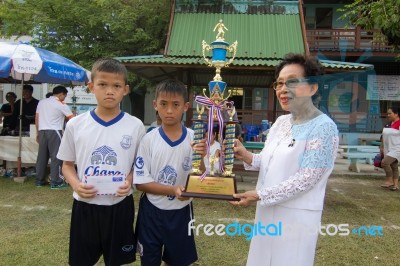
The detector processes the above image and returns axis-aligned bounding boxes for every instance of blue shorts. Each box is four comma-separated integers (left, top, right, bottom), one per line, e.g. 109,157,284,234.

136,194,198,266
69,195,136,266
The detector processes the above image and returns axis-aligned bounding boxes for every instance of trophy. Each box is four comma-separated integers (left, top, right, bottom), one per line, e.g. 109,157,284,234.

181,20,239,201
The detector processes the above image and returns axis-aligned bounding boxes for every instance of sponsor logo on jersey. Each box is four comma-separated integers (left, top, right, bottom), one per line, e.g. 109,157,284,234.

90,146,117,165
135,156,145,176
158,165,177,200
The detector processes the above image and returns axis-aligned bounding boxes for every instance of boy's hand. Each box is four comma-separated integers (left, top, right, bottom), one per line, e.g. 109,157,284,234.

175,185,190,201
73,183,97,198
192,139,207,157
116,180,132,197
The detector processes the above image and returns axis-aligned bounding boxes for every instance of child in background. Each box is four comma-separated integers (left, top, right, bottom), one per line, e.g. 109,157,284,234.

134,79,206,266
57,58,145,266
204,125,222,175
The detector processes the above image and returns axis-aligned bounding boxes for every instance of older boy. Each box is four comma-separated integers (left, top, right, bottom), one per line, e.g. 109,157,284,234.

57,58,145,266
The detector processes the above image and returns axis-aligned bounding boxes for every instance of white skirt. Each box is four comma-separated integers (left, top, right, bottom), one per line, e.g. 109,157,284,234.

246,204,322,266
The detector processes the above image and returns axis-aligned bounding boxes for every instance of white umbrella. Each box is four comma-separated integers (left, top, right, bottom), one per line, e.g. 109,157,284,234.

0,42,90,179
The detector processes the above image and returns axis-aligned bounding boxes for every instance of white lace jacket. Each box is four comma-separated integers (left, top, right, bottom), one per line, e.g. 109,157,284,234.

244,114,339,210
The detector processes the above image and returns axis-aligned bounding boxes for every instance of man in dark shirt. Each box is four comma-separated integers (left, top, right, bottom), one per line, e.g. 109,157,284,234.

0,91,17,135
12,85,39,132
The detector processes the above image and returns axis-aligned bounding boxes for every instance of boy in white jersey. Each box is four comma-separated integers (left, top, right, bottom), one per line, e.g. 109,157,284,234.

134,79,206,266
57,58,145,266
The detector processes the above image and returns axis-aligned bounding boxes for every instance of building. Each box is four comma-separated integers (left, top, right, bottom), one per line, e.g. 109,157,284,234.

117,0,396,139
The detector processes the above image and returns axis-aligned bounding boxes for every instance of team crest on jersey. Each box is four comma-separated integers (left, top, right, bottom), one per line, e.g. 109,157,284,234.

158,165,177,200
182,156,191,171
90,146,117,165
120,135,132,150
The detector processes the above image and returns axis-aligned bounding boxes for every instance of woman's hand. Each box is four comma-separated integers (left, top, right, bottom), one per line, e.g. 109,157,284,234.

230,190,259,207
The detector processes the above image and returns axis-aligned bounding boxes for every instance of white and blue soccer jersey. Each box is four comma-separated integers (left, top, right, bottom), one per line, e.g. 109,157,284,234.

134,126,193,210
57,110,145,206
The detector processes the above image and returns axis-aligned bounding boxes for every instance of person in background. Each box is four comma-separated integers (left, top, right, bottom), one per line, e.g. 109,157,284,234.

57,58,145,266
380,106,400,191
134,79,206,266
204,125,221,175
35,85,74,188
231,53,338,266
147,110,162,133
12,84,39,132
0,91,17,135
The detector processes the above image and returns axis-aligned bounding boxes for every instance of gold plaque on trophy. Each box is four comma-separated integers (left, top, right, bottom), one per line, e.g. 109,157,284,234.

183,175,238,200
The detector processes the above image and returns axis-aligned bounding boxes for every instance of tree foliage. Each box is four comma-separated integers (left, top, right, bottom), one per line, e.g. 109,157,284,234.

0,0,171,69
339,0,400,47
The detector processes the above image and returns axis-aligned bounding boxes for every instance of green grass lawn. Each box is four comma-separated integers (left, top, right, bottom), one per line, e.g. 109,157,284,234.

0,175,399,266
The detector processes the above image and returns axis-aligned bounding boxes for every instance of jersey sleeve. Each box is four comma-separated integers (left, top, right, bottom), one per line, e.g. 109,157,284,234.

57,121,76,162
257,121,339,206
133,135,155,184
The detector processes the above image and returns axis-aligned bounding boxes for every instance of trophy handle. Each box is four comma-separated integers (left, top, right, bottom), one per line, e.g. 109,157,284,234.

225,40,238,67
202,40,212,66
196,104,205,120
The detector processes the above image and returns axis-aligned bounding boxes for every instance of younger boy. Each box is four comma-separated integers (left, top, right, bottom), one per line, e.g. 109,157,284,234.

57,58,145,266
134,79,206,266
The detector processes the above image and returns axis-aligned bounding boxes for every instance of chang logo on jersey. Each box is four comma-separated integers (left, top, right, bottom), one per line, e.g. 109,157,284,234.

135,156,145,176
182,156,191,171
90,146,118,165
84,166,122,176
158,165,177,200
120,135,132,150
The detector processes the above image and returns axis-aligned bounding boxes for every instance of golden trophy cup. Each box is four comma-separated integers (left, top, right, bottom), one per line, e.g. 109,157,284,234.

182,20,239,201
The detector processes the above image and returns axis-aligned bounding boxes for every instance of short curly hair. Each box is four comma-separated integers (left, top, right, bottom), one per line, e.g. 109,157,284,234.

275,53,325,102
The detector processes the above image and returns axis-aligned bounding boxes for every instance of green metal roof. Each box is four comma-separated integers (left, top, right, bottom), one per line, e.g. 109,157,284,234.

117,55,373,70
167,13,304,58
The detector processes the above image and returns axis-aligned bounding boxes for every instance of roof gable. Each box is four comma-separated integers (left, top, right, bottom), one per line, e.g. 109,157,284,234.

167,13,304,58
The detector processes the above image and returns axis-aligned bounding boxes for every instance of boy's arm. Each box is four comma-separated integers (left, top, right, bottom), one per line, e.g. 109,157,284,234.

62,161,97,198
136,182,185,199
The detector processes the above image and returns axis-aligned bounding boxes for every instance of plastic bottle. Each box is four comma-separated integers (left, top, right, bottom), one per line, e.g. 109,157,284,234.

261,120,269,142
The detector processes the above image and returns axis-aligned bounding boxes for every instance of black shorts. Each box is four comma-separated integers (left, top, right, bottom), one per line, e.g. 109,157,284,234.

136,194,198,266
69,195,136,266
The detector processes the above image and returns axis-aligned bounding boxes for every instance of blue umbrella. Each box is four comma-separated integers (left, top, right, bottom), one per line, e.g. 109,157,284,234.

0,42,89,84
0,42,90,179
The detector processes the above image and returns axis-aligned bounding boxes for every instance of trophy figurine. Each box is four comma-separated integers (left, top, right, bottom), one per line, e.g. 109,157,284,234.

181,20,239,201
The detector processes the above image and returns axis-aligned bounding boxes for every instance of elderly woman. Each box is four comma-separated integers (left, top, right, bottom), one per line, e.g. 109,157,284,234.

232,53,339,266
380,106,400,191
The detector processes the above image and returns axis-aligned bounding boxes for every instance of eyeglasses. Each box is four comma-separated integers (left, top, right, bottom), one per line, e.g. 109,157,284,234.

272,78,311,91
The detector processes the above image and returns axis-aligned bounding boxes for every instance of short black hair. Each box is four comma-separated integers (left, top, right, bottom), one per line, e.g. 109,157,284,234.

52,85,68,95
389,106,400,115
6,92,17,99
155,79,188,102
23,84,34,92
91,58,128,84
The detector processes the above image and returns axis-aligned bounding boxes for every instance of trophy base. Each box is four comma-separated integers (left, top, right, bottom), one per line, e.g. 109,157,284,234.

181,174,239,201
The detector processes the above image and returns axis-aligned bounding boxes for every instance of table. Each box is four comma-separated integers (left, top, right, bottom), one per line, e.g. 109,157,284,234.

0,136,39,164
370,141,381,146
243,141,264,150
